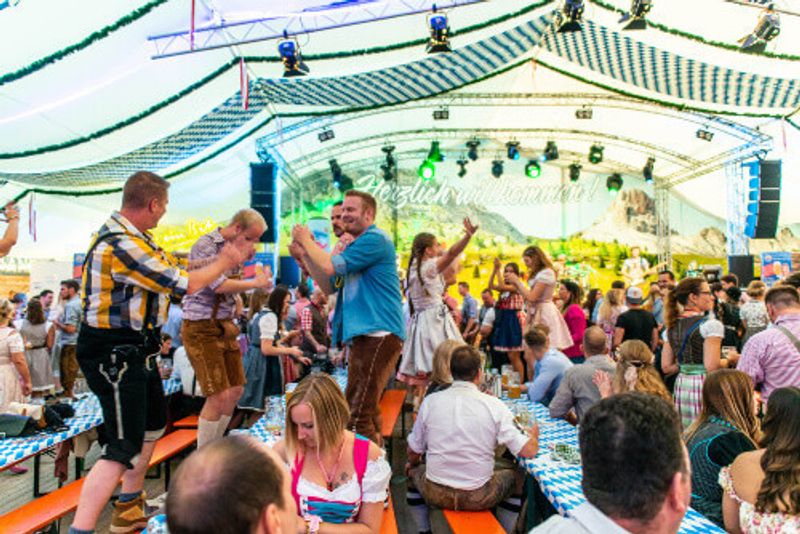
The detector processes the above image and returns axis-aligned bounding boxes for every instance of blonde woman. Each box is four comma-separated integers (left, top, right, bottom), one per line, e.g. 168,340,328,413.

273,373,391,534
683,370,760,527
0,298,32,412
597,288,626,350
593,339,670,401
424,339,465,398
739,280,769,347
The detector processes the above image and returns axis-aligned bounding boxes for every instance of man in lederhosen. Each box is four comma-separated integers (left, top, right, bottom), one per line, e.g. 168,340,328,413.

70,172,246,534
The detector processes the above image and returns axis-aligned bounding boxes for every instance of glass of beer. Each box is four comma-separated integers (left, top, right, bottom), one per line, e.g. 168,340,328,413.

509,372,521,399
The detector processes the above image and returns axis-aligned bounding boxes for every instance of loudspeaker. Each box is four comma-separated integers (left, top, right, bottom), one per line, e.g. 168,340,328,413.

250,162,278,243
753,160,781,239
278,256,301,287
727,255,754,287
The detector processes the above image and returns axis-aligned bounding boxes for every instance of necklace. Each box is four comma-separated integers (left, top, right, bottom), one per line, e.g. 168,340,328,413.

315,439,345,491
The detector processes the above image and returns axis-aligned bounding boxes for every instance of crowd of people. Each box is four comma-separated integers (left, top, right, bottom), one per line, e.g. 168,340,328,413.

1,171,799,534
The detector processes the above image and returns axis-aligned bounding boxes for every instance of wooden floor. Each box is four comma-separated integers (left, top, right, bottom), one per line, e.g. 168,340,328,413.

0,408,455,534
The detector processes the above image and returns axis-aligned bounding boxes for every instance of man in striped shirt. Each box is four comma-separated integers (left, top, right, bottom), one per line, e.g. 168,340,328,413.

71,172,245,534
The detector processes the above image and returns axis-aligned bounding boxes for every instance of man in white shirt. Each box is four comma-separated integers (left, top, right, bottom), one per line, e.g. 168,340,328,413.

532,393,691,534
405,345,539,533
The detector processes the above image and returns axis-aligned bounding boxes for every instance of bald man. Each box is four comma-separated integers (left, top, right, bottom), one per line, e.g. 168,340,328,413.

548,326,616,423
167,436,298,534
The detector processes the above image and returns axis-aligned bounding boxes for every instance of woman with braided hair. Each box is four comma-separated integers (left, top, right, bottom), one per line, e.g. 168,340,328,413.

720,386,800,533
397,218,478,409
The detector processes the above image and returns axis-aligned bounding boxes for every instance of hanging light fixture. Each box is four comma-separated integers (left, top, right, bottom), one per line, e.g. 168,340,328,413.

606,173,624,195
278,32,309,77
426,5,452,53
525,160,541,179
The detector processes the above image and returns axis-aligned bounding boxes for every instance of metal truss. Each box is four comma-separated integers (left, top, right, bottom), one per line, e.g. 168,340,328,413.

654,182,672,269
149,0,483,59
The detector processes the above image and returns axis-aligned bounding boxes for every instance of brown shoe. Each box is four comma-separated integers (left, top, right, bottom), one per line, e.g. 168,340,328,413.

110,492,149,533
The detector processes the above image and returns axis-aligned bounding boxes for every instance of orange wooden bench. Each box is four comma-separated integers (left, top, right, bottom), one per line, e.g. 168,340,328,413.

173,414,199,429
443,510,506,534
378,389,407,462
380,495,398,534
0,429,197,534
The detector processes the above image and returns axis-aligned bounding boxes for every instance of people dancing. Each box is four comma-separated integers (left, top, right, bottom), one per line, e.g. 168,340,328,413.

506,246,573,357
489,259,526,381
397,218,478,408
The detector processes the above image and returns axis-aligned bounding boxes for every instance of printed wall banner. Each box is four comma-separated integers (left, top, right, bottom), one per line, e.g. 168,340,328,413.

243,252,276,280
760,252,793,286
73,253,86,280
307,217,331,251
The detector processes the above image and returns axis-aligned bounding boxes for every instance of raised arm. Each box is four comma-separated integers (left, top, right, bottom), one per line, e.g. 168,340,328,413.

435,217,478,273
0,203,20,258
489,258,517,292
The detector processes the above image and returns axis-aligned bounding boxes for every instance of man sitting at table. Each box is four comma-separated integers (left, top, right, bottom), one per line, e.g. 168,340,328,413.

532,392,691,533
166,435,299,534
548,326,615,424
405,345,540,533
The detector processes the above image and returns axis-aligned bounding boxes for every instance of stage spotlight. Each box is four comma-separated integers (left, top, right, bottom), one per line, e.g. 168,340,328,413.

543,141,559,162
588,144,604,164
381,145,396,182
466,139,480,161
569,163,582,182
318,129,335,142
575,107,593,119
525,160,541,179
426,6,452,53
606,173,624,196
433,107,449,120
491,160,504,178
696,129,714,142
558,0,585,33
620,0,652,30
740,5,780,52
418,159,436,181
457,158,468,178
278,33,309,77
643,157,655,183
330,159,353,191
428,141,444,162
506,141,520,161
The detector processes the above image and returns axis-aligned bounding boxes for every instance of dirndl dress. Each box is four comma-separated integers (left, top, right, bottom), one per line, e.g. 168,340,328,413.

398,259,463,385
239,310,284,411
492,292,524,352
526,269,574,351
20,321,55,393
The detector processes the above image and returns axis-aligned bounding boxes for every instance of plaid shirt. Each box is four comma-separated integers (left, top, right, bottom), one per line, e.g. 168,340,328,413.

81,212,188,331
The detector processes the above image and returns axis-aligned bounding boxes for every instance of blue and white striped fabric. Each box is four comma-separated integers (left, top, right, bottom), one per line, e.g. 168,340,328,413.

0,13,555,188
0,378,182,470
542,20,799,111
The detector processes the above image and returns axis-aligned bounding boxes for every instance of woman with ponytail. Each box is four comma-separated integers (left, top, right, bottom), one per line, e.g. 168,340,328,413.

505,246,573,355
661,277,731,428
593,339,671,401
720,386,800,533
397,218,478,409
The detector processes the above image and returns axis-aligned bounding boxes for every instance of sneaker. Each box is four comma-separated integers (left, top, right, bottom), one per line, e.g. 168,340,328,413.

110,492,149,533
9,465,28,475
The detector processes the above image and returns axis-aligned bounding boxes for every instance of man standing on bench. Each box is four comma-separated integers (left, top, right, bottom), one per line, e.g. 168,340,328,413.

70,172,246,534
181,209,273,449
290,190,405,445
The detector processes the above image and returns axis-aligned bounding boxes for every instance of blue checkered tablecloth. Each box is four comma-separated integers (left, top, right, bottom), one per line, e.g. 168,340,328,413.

505,398,723,533
0,378,184,470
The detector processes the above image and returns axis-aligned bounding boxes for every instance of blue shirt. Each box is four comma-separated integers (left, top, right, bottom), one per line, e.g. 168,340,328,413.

330,225,405,345
527,349,573,405
652,297,664,326
460,294,478,328
163,304,183,348
60,296,82,346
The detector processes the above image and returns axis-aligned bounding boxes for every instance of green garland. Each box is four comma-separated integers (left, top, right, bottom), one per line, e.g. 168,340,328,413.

0,0,554,160
587,0,800,61
9,56,534,200
0,0,170,87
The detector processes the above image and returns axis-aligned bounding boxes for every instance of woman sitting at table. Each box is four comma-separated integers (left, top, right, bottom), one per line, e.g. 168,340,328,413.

593,340,671,401
424,339,464,398
720,386,800,533
273,373,391,534
682,370,760,528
